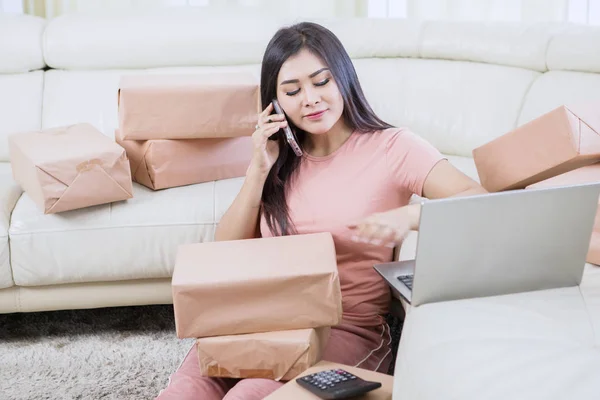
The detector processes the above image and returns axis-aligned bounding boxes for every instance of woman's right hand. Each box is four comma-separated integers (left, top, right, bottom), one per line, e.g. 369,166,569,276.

249,102,288,177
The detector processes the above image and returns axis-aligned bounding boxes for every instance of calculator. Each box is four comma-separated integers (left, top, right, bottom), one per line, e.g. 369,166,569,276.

296,368,382,399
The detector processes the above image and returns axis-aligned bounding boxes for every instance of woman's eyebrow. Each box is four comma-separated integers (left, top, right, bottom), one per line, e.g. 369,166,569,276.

280,68,330,85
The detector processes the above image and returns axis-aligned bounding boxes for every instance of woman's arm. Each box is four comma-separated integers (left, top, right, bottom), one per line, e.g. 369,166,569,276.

214,102,286,241
403,159,488,229
348,160,487,244
422,159,487,200
214,165,268,242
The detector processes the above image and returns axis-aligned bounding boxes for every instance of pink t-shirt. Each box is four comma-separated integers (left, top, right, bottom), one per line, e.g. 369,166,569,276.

260,128,445,327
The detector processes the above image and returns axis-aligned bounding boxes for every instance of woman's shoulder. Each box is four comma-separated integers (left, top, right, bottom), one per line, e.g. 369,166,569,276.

362,126,413,137
358,126,441,161
357,126,415,148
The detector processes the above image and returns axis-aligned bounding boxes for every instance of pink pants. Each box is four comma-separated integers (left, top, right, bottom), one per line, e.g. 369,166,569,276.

155,323,392,400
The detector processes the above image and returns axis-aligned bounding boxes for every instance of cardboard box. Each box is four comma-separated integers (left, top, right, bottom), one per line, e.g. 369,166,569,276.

118,72,260,140
527,164,600,265
115,129,252,190
473,104,600,192
8,123,133,214
264,361,394,399
197,328,330,381
172,232,342,338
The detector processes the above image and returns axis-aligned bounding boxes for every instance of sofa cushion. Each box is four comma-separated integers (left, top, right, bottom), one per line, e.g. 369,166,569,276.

547,25,600,74
43,13,286,70
0,14,46,73
518,70,600,126
9,177,245,287
43,13,423,70
0,71,44,161
6,154,478,288
354,58,540,158
0,163,22,289
393,264,600,400
419,20,564,72
445,155,479,182
43,13,573,74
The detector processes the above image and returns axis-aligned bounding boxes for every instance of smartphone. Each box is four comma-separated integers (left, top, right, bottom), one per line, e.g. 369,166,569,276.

271,99,303,157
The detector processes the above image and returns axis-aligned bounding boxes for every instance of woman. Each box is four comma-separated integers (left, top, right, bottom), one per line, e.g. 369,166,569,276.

157,21,486,400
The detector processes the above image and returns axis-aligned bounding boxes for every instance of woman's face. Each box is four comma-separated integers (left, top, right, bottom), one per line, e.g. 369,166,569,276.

276,48,344,135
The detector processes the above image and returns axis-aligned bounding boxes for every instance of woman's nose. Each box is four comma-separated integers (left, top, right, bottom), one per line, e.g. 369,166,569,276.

302,86,321,107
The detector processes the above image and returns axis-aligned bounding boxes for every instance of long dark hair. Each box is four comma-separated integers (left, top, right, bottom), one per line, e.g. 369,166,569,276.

260,22,393,236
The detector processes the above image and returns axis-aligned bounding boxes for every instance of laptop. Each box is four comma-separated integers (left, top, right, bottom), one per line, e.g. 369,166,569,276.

374,182,600,307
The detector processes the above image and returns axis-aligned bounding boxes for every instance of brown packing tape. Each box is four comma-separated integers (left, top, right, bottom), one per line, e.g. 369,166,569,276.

135,148,156,189
565,104,600,140
206,365,276,380
75,159,103,172
115,129,154,188
239,369,277,380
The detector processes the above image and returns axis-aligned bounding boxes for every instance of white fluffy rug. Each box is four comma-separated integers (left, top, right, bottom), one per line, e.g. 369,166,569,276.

0,305,194,400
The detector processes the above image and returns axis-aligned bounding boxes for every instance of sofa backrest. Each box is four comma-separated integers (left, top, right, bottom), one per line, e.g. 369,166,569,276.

0,14,46,162
1,12,600,163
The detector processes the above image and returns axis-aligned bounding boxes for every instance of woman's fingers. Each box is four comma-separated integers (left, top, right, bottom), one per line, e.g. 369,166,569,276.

258,103,285,123
263,113,286,124
261,124,285,139
259,102,274,119
349,220,404,247
351,219,380,243
376,226,398,247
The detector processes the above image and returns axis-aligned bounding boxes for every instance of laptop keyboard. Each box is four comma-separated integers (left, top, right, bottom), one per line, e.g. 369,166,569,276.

397,274,414,290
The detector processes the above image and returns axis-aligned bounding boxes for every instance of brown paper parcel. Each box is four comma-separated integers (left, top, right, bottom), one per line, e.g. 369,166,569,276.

115,129,252,190
473,104,600,192
8,123,133,214
118,72,260,140
197,327,330,381
172,232,342,339
527,164,600,265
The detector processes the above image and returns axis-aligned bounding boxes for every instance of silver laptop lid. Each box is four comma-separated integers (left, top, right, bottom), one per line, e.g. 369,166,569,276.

411,183,600,307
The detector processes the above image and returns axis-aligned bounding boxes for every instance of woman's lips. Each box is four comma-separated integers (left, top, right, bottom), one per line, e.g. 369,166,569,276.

305,110,327,120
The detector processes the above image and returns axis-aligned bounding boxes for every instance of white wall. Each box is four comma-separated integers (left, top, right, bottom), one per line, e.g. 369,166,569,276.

17,0,368,19
0,0,23,13
6,0,600,24
370,0,600,24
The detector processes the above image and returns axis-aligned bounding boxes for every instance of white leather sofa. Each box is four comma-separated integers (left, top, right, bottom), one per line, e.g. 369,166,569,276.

393,264,600,399
1,11,600,397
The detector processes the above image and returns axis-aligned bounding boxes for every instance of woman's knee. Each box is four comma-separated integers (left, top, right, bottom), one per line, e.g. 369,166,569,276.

223,378,284,400
155,343,233,400
156,376,231,400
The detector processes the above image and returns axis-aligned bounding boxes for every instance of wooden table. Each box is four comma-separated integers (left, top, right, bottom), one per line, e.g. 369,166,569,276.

264,361,393,399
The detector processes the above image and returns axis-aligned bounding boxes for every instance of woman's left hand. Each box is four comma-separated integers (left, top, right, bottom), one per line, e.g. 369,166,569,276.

347,205,419,248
